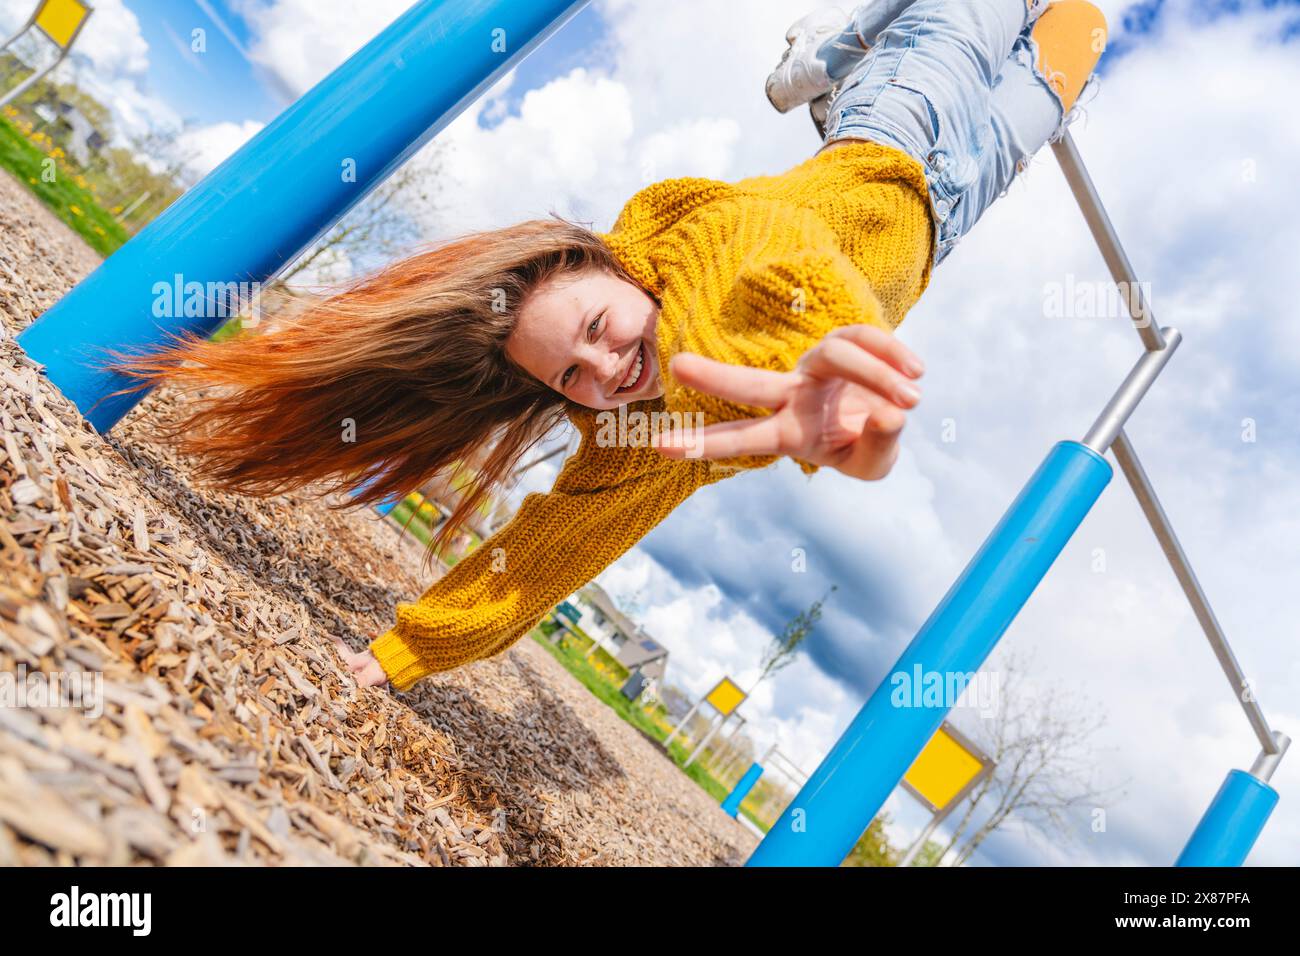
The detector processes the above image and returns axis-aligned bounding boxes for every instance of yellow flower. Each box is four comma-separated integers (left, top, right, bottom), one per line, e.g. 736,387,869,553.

69,204,83,216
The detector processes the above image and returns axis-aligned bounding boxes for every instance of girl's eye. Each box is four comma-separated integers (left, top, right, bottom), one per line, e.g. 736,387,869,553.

562,313,604,389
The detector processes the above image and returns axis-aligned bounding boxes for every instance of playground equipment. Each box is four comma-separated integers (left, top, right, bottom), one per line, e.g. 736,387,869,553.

0,0,93,110
745,131,1290,867
11,0,1287,866
721,744,808,821
723,721,994,864
662,676,748,768
895,722,994,866
703,714,749,775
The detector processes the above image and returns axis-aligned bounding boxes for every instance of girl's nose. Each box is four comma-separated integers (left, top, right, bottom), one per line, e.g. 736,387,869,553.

588,349,619,390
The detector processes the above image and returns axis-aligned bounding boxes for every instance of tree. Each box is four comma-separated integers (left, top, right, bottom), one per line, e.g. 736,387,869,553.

915,647,1121,865
219,149,446,341
618,587,648,620
751,585,837,691
270,152,444,291
843,815,900,867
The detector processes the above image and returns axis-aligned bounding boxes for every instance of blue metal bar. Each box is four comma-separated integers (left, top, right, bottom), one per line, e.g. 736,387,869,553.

1175,770,1279,866
373,496,404,517
17,0,590,433
721,762,764,818
747,440,1113,866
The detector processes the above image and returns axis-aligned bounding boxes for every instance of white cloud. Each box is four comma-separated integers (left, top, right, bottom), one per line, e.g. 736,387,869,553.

175,117,265,177
234,0,414,94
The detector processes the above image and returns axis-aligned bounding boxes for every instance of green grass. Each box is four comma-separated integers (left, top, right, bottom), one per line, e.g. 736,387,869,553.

384,497,487,567
386,497,434,549
0,116,128,257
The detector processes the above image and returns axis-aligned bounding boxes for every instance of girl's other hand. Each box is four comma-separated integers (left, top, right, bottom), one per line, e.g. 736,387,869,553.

332,638,391,688
652,324,924,482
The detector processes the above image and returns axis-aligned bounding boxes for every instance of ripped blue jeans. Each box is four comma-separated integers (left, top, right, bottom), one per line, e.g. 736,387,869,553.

818,0,1069,266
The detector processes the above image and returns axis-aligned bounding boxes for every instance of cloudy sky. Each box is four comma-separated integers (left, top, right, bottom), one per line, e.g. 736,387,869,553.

8,0,1296,866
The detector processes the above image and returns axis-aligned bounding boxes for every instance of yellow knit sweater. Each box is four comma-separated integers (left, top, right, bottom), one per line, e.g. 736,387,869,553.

370,140,935,690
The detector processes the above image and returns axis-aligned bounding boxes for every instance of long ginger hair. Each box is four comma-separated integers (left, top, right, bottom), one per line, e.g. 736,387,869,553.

98,215,646,573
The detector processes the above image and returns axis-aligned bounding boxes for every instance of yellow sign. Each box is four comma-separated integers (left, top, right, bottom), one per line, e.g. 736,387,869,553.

704,677,746,717
35,0,92,50
903,724,988,812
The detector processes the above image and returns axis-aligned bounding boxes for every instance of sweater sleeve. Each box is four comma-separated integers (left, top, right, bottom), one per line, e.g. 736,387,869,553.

368,404,714,690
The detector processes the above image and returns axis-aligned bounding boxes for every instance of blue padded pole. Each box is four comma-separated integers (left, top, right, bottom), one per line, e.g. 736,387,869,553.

348,470,406,514
1175,770,1279,866
721,762,764,818
747,440,1113,867
373,496,404,517
17,0,589,433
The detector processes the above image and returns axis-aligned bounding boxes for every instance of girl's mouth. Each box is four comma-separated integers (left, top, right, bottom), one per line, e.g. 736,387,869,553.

615,341,646,394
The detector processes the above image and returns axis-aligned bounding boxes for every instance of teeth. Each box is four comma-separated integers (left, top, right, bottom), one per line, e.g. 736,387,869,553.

619,343,644,391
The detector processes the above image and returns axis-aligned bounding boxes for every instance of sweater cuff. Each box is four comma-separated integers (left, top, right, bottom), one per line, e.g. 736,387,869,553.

369,628,432,691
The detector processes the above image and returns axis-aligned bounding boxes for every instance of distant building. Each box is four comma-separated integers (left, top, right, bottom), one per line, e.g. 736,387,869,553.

32,99,105,166
569,581,669,689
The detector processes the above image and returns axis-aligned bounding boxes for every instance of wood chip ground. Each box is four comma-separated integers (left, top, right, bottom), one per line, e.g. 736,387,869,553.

0,168,758,866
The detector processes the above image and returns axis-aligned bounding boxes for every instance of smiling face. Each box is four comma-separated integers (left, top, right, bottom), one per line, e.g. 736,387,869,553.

506,268,663,410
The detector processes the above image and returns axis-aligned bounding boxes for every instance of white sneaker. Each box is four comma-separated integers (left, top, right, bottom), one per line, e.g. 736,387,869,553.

1026,0,1052,24
765,7,850,114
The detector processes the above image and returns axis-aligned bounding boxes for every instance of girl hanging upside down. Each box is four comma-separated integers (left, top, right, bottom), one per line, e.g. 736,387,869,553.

110,1,1108,689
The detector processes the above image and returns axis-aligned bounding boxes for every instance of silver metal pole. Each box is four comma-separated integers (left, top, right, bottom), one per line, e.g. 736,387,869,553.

1051,132,1165,352
710,715,746,764
898,815,940,867
114,189,152,223
703,715,746,773
685,712,728,767
0,52,66,110
1055,132,1282,759
720,746,755,781
1248,733,1291,784
662,699,700,750
1110,430,1278,753
1080,326,1181,453
769,750,809,787
0,11,40,54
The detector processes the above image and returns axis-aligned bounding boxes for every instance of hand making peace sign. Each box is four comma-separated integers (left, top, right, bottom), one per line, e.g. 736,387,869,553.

650,324,925,482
